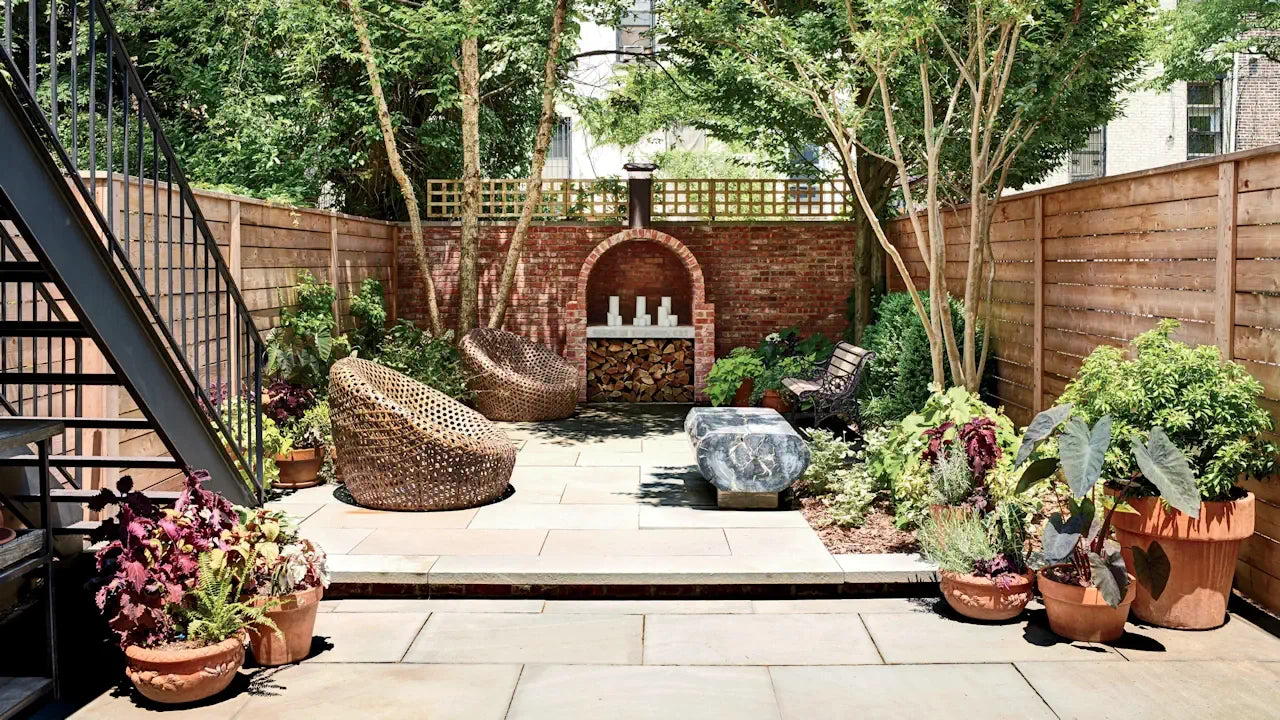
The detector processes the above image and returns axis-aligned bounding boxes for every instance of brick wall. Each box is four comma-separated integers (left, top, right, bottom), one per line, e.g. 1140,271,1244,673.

1237,53,1280,150
395,222,856,357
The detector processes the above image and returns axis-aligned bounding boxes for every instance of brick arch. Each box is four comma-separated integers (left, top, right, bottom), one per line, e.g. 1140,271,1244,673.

565,228,716,402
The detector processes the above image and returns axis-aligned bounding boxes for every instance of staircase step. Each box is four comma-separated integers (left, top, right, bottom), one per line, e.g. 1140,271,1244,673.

0,262,50,283
3,415,151,430
0,321,89,338
13,488,181,503
0,454,179,469
0,372,117,385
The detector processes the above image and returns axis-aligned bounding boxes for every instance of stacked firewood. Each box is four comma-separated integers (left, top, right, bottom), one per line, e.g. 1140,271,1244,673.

587,339,694,402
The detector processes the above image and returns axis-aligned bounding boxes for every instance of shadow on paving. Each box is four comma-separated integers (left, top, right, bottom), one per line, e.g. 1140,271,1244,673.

499,403,691,445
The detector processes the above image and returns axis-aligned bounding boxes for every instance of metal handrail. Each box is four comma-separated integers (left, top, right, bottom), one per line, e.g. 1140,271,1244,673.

0,0,265,499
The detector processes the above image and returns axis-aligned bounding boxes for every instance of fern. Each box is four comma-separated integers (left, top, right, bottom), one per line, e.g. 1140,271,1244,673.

169,551,281,646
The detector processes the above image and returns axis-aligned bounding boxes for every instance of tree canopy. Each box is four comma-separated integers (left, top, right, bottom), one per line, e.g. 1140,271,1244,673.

109,0,575,218
1151,0,1279,86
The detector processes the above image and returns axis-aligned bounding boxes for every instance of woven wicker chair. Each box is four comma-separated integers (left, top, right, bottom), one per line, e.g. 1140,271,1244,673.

460,328,577,422
328,356,515,511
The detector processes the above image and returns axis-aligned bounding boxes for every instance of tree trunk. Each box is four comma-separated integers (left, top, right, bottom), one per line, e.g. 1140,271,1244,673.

345,0,442,335
848,167,891,343
489,0,570,329
457,31,482,336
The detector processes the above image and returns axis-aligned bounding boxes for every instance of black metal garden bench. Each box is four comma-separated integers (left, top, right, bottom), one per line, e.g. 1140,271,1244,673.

781,342,875,432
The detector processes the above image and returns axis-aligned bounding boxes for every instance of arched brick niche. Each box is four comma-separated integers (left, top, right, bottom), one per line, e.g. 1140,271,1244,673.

565,228,715,402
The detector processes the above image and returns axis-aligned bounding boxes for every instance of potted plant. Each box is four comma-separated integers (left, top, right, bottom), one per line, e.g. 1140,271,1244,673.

275,401,331,489
922,415,1002,522
91,470,279,704
1013,404,1202,642
918,503,1034,621
751,355,816,412
1057,320,1277,628
232,507,330,666
705,347,764,407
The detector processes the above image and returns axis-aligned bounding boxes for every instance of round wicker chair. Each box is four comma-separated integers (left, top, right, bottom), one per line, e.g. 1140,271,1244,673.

460,328,577,422
328,356,515,511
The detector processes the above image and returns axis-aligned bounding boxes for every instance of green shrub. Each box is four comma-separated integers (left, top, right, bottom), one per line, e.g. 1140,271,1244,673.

265,271,345,391
751,354,819,404
1057,319,1277,501
855,291,974,425
375,320,471,401
706,347,765,406
867,387,1020,528
798,429,856,496
929,449,974,506
823,464,877,527
349,278,387,357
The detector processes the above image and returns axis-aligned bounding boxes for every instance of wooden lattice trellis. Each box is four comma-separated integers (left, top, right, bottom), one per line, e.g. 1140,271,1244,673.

424,178,853,220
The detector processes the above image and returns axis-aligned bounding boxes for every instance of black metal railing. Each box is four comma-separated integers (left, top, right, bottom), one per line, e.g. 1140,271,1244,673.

1,0,266,500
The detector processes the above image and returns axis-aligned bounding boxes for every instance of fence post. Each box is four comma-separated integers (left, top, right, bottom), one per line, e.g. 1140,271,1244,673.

1032,194,1045,414
1215,160,1238,358
329,210,340,329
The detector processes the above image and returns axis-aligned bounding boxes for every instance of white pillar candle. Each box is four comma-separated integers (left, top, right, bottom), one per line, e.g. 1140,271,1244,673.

661,296,672,312
669,314,678,327
658,307,669,326
609,296,620,316
635,296,647,320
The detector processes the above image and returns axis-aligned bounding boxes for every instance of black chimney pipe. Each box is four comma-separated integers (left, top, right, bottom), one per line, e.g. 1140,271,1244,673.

624,162,657,228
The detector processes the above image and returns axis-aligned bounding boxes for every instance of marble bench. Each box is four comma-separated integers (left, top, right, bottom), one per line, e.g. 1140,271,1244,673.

684,407,811,509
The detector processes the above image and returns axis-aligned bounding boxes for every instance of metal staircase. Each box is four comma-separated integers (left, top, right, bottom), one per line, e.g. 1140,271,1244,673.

0,0,265,512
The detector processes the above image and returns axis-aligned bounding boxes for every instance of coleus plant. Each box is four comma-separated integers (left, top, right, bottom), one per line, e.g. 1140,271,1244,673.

1013,403,1201,606
228,507,330,597
89,469,239,649
923,416,1002,511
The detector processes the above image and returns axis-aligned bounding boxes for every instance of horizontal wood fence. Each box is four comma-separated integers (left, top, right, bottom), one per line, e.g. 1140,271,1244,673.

425,178,853,220
885,144,1280,613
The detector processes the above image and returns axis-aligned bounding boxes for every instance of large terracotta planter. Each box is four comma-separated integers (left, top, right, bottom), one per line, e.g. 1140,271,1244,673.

1038,565,1135,643
274,447,326,489
248,584,322,666
124,635,245,704
1114,492,1254,629
940,570,1035,621
731,378,755,407
760,390,791,413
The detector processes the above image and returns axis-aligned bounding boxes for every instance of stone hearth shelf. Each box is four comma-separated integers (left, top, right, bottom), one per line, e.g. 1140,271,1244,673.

586,324,695,340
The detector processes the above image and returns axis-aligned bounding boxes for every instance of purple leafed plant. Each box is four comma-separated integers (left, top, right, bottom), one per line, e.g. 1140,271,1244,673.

89,469,237,649
263,378,316,424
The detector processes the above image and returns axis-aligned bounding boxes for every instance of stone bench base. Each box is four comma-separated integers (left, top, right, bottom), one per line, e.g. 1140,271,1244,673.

717,489,781,510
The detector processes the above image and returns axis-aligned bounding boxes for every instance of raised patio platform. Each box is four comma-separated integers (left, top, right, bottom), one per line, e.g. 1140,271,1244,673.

270,405,935,595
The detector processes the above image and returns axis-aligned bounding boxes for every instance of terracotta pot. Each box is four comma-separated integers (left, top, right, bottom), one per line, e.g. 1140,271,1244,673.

1113,492,1254,630
274,446,326,489
124,635,245,704
929,504,969,525
1038,565,1135,643
731,377,755,407
940,570,1035,621
760,390,791,413
248,584,323,667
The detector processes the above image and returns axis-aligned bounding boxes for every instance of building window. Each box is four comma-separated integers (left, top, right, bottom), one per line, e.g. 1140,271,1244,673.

545,117,572,178
1187,81,1223,159
1068,127,1106,183
616,0,655,61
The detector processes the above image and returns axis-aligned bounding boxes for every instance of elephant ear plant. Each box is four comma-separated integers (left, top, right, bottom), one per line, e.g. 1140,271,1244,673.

1013,403,1201,607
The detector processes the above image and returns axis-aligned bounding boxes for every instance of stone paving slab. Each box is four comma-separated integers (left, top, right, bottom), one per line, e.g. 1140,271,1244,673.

769,664,1056,720
303,503,478,529
241,663,521,719
543,599,754,614
310,612,429,663
724,528,832,557
469,503,641,530
426,552,844,585
637,505,811,529
861,609,1121,663
643,613,882,665
329,598,545,613
539,529,731,556
1017,660,1280,719
404,612,644,665
1114,616,1280,661
349,528,547,556
326,553,437,584
506,665,781,720
836,553,939,583
295,526,373,555
750,598,934,614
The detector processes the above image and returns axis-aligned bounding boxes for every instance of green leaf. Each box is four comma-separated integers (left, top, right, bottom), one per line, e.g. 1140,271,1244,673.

1014,403,1073,467
1131,427,1201,517
1059,416,1111,498
1088,550,1130,608
1042,511,1085,563
1131,542,1171,601
1014,457,1060,495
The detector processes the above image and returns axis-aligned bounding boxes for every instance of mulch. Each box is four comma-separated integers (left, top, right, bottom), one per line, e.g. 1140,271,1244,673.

799,497,920,555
